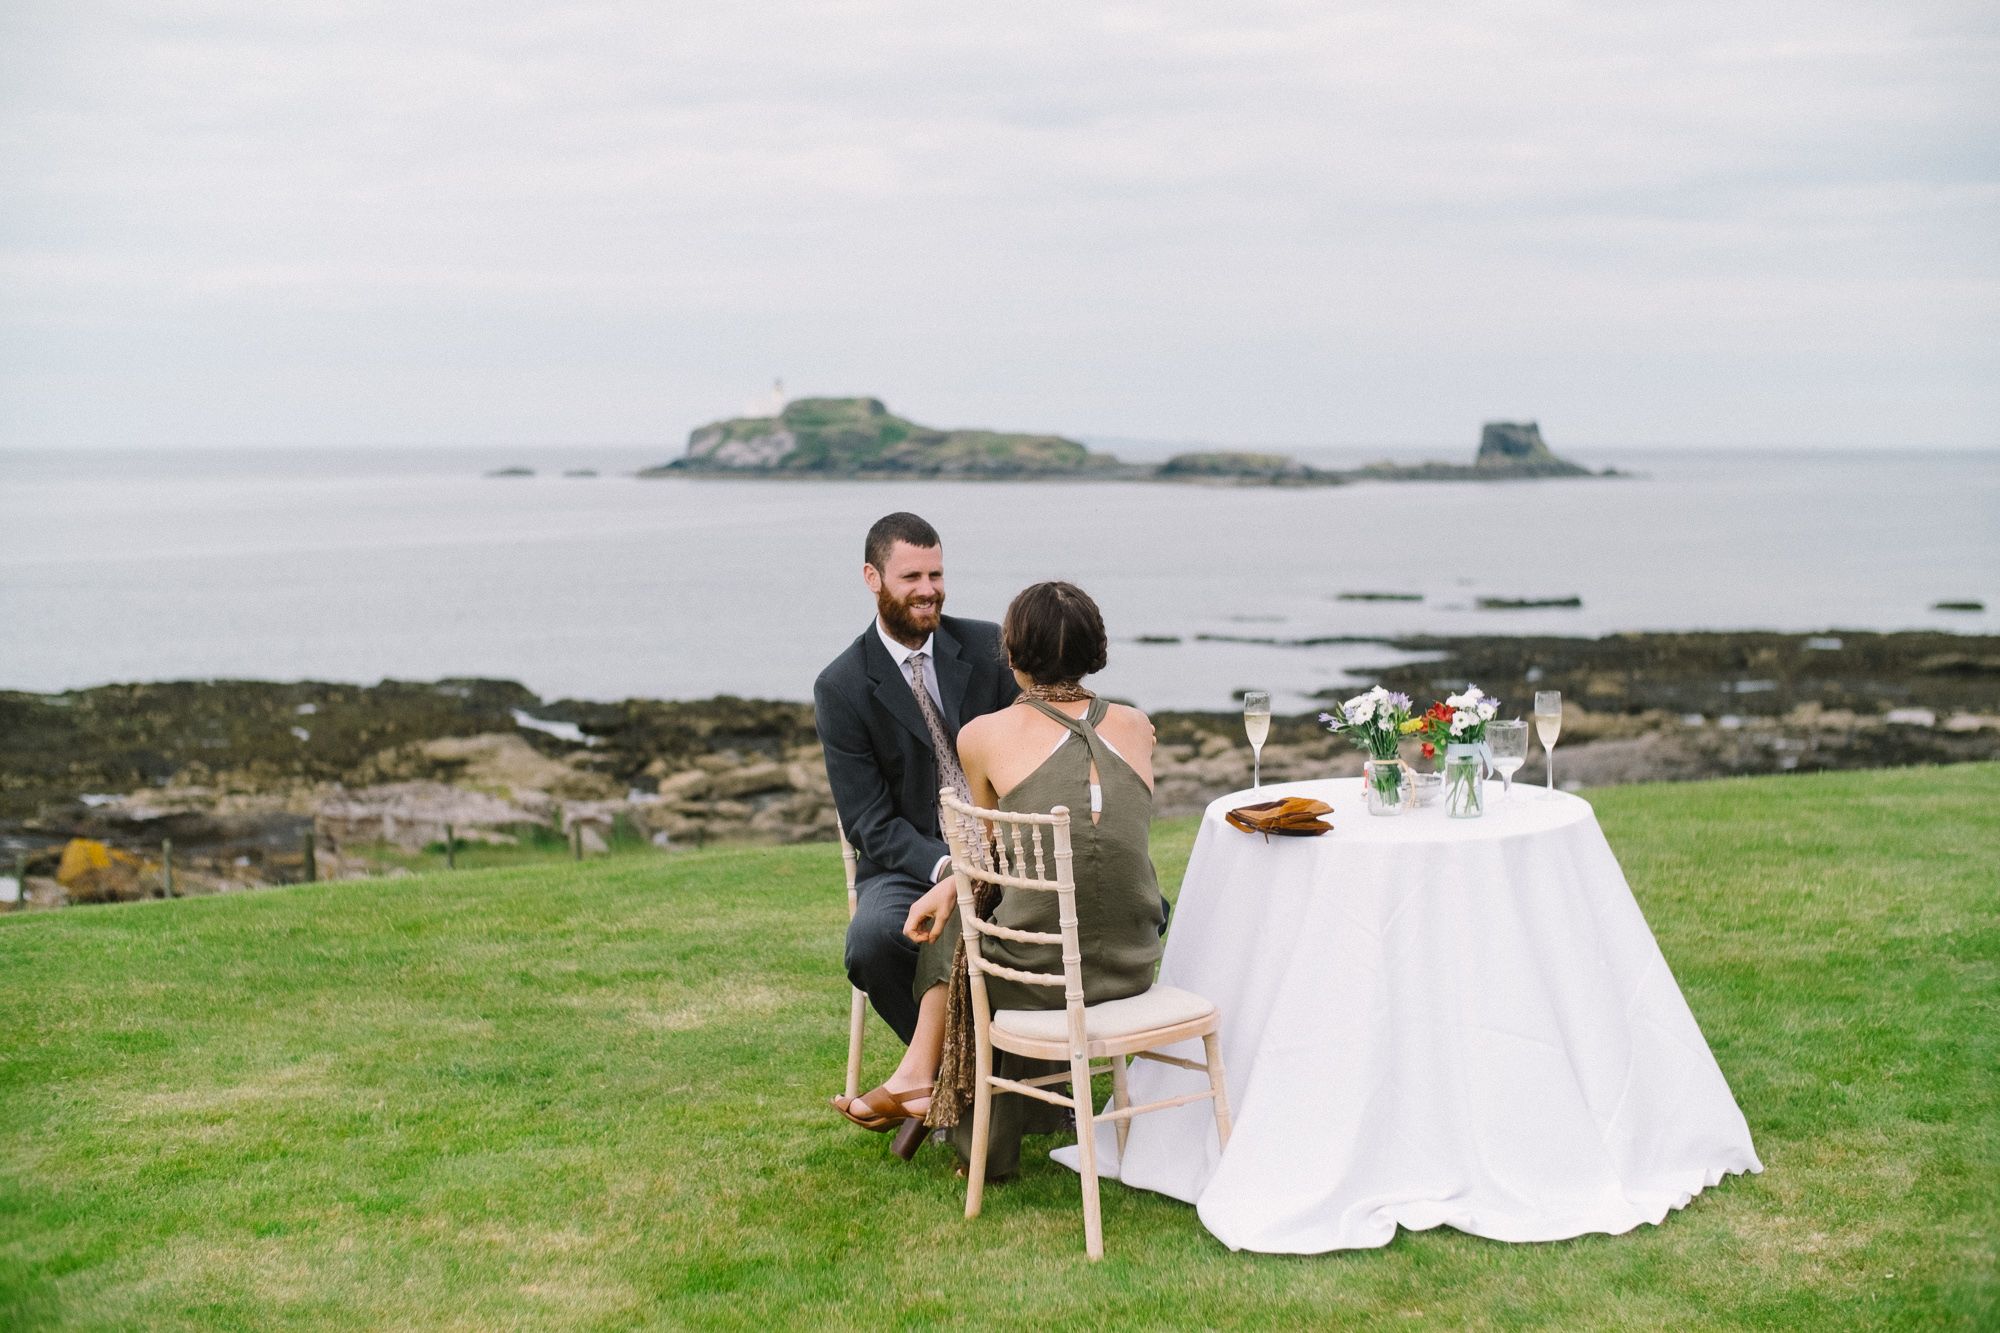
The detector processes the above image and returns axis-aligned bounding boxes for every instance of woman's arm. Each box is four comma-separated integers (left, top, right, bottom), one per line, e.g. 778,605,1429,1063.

957,712,1003,809
1108,704,1157,790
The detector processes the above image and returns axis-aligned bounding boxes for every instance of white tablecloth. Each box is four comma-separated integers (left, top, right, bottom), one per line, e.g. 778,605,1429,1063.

1057,777,1762,1253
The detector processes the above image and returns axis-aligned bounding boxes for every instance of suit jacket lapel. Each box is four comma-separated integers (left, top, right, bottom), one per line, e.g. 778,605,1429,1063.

931,622,973,739
864,624,932,752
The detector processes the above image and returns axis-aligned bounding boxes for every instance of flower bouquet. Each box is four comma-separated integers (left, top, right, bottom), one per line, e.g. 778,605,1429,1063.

1319,687,1414,815
1411,685,1500,818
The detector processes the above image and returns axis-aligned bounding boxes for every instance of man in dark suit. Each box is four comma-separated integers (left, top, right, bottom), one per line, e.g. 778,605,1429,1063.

814,512,1018,1044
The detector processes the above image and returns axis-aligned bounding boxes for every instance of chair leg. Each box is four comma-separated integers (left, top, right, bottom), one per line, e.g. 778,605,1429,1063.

965,1040,994,1220
1071,1052,1104,1261
845,987,866,1101
1202,1030,1233,1150
1109,1053,1131,1160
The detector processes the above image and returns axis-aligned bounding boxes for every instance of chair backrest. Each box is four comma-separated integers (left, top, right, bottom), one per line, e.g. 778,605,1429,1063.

938,788,1088,1056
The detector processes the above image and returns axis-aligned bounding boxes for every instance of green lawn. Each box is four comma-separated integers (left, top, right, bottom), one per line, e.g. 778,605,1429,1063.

2,765,1994,1330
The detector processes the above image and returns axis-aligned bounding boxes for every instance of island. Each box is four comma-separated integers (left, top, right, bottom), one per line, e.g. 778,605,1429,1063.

640,397,1609,484
644,396,1130,479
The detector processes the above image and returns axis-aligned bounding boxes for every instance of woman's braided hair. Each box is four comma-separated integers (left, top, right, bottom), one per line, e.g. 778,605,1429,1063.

1001,580,1108,685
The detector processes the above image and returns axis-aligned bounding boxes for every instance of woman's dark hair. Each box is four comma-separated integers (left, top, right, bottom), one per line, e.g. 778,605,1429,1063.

1003,581,1109,685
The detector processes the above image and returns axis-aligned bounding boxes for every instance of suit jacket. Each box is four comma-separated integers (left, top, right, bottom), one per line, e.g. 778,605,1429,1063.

814,615,1019,884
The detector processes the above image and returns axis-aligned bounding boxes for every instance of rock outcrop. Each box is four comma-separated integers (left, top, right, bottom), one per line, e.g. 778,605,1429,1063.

1156,451,1330,483
1474,421,1591,476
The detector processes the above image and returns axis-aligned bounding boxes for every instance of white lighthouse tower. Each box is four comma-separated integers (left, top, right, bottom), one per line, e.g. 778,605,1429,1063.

744,378,785,419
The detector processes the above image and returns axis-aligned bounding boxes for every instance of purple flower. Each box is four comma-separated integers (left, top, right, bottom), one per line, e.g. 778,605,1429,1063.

1387,692,1412,711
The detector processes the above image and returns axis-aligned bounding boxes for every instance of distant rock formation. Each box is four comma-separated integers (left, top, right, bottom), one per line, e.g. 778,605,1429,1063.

1156,451,1329,483
1474,422,1591,477
641,397,1604,485
648,396,1127,478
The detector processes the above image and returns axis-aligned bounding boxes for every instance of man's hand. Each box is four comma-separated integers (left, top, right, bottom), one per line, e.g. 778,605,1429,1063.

903,875,959,943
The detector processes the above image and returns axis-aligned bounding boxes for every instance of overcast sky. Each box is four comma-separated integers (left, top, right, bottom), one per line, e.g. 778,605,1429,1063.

2,1,1995,452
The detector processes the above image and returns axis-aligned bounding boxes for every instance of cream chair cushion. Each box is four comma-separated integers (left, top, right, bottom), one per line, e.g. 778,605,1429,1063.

992,985,1216,1044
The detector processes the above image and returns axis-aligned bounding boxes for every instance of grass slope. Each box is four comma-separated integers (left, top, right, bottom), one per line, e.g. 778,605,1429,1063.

1,766,1994,1330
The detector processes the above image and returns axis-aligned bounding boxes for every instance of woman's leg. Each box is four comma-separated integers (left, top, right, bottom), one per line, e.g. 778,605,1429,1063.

892,982,946,1097
835,982,944,1117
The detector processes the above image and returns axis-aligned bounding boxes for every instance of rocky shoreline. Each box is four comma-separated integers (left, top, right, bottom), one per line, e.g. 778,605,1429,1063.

3,629,1993,908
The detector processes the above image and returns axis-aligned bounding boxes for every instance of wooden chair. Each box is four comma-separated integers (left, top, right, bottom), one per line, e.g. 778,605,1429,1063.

939,788,1233,1261
837,818,867,1100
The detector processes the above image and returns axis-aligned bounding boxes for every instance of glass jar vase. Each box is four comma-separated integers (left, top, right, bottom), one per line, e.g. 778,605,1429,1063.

1362,756,1410,816
1444,744,1485,819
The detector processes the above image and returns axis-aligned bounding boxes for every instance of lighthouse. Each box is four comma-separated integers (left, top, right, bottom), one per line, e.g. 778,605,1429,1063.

744,378,785,419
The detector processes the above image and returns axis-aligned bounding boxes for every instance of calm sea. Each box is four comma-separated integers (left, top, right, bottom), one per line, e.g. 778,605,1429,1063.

2,444,1994,712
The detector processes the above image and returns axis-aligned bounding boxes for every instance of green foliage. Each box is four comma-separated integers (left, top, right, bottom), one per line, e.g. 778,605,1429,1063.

1,765,1994,1329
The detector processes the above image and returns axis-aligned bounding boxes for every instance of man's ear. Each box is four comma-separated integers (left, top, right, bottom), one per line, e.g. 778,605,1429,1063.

862,563,883,594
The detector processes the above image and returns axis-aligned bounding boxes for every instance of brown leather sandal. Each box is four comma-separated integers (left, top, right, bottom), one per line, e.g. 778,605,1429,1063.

833,1084,929,1133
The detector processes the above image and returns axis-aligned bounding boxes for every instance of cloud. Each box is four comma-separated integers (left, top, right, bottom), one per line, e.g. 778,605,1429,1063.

1,0,1995,448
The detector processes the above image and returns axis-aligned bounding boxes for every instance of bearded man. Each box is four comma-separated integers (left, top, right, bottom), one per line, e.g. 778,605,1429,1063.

814,512,1018,1045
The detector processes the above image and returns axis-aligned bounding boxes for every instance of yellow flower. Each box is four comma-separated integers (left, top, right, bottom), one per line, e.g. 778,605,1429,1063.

1398,718,1425,734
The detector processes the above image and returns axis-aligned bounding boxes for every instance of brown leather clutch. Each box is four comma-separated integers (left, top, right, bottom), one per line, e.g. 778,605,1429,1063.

1224,796,1334,838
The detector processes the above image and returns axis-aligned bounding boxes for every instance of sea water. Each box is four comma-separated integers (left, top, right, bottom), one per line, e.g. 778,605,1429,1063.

2,444,1994,711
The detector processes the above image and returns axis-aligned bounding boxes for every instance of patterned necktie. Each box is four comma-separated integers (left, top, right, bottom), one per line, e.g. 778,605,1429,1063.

908,651,970,803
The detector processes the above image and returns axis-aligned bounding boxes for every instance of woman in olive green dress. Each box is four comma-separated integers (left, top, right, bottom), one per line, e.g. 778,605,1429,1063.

831,580,1167,1178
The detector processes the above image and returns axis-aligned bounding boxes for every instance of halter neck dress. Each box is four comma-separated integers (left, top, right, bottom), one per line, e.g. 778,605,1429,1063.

914,695,1164,1009
914,696,1167,1176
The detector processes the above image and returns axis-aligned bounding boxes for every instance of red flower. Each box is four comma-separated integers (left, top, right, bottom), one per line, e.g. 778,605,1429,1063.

1421,742,1435,759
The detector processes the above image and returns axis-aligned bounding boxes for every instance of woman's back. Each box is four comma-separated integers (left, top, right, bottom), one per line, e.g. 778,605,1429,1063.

982,696,1164,1007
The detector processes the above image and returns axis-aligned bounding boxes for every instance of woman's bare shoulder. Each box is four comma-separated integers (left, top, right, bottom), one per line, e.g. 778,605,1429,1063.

960,706,1017,748
1102,701,1155,745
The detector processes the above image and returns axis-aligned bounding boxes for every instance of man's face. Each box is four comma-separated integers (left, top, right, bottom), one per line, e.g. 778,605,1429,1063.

864,540,945,646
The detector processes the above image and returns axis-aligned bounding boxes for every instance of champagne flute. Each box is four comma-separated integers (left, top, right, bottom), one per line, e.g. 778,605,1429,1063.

1487,720,1528,799
1535,691,1563,790
1242,691,1271,789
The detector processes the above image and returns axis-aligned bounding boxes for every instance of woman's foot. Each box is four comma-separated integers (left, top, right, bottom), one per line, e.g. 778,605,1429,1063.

832,1081,932,1130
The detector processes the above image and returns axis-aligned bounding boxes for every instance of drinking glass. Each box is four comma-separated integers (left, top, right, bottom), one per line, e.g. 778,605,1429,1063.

1242,691,1271,788
1534,691,1563,790
1487,720,1528,798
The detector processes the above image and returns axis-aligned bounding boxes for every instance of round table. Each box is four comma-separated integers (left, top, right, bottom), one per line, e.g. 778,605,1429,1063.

1057,776,1762,1254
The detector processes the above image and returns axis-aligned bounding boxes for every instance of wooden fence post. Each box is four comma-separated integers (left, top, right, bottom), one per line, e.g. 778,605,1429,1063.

571,822,583,862
302,828,316,883
445,823,456,871
161,839,174,899
9,853,25,911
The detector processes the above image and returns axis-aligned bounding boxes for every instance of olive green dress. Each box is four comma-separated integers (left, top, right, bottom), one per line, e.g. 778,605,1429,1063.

914,696,1166,1175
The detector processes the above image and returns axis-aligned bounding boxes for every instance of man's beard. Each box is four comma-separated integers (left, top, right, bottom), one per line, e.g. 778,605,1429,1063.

876,584,944,646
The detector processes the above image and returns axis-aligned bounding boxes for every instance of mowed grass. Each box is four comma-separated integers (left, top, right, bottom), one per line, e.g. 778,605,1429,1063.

1,765,1994,1330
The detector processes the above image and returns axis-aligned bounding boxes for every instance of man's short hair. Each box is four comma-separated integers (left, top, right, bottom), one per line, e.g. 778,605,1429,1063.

1003,581,1109,685
864,512,941,570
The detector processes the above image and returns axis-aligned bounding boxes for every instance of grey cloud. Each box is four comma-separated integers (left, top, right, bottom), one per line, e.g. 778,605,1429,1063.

0,0,1995,449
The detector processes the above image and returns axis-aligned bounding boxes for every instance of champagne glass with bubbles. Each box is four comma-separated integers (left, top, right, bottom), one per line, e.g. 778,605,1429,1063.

1243,691,1271,789
1535,691,1563,790
1488,720,1528,799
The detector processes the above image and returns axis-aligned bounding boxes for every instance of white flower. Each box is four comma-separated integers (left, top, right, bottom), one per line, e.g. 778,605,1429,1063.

1445,692,1468,709
1450,714,1471,736
1477,701,1497,720
1377,716,1394,732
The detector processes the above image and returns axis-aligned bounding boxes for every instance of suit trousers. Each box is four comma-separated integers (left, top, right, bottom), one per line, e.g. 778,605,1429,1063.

845,869,930,1044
